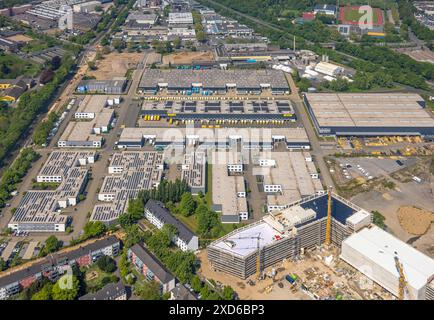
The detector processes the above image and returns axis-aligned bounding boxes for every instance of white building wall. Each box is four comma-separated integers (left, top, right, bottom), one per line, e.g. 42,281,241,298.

340,241,423,300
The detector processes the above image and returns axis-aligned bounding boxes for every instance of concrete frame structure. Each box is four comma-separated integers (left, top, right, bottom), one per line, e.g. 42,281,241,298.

207,193,370,279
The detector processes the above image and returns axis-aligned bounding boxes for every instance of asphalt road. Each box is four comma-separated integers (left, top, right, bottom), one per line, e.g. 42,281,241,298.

286,74,335,190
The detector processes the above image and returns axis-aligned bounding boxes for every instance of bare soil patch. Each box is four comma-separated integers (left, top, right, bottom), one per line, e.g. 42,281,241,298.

162,51,215,65
397,206,434,235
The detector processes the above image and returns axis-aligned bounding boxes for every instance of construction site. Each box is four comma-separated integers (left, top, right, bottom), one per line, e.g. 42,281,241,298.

204,192,434,300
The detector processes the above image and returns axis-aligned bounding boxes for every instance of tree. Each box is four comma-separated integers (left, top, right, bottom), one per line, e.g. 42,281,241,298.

190,275,202,293
39,69,55,84
327,77,349,92
87,61,97,70
196,30,206,42
134,280,162,300
52,275,80,300
0,63,10,75
372,210,386,229
96,255,117,273
179,192,196,216
31,283,53,300
83,221,107,238
112,39,125,52
50,56,61,70
197,204,220,236
222,285,235,300
101,36,110,46
173,36,182,49
0,258,6,271
42,235,62,255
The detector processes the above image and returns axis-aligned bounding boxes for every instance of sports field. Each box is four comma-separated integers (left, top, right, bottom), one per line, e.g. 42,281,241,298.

339,6,384,26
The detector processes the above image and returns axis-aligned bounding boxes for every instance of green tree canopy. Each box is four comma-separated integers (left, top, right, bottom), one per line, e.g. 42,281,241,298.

179,192,196,216
52,275,80,300
134,280,162,300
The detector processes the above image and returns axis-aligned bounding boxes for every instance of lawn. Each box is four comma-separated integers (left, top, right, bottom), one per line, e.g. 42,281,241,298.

20,40,49,54
344,8,379,23
173,212,199,233
84,265,118,292
205,162,212,205
0,54,40,78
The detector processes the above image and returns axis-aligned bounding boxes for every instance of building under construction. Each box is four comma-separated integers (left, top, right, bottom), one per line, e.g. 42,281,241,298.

207,192,371,279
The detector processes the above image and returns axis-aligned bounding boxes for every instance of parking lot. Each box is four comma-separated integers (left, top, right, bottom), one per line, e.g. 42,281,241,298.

334,157,418,181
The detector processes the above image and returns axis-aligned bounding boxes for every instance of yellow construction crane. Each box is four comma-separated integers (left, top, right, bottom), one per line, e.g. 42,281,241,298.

394,256,413,300
325,188,333,247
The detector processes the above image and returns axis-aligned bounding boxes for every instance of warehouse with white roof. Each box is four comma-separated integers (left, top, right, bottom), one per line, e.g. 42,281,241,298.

304,93,434,137
341,226,434,300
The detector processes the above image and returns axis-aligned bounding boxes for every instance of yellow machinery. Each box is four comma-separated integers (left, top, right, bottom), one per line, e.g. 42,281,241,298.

325,189,333,247
394,256,413,300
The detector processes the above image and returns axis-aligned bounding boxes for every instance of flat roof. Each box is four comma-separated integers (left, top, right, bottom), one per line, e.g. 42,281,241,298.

182,152,206,190
305,93,434,129
75,95,110,114
139,69,289,90
38,151,95,178
256,151,323,207
118,127,309,146
141,100,295,118
9,151,94,227
342,226,434,291
210,193,363,257
59,121,102,142
212,152,247,217
91,152,163,223
212,221,280,257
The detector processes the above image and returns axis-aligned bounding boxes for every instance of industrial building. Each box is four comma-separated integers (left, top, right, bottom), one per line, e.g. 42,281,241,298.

140,100,296,122
73,1,100,13
128,243,175,293
253,151,324,211
313,4,337,16
126,11,158,25
90,151,164,224
314,61,344,77
208,193,370,279
168,12,193,25
304,93,434,137
74,95,117,121
211,150,248,223
181,152,207,195
116,127,310,151
341,226,434,300
201,14,253,38
77,78,127,94
58,95,115,148
8,151,95,233
138,69,289,95
144,200,199,251
0,236,120,300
